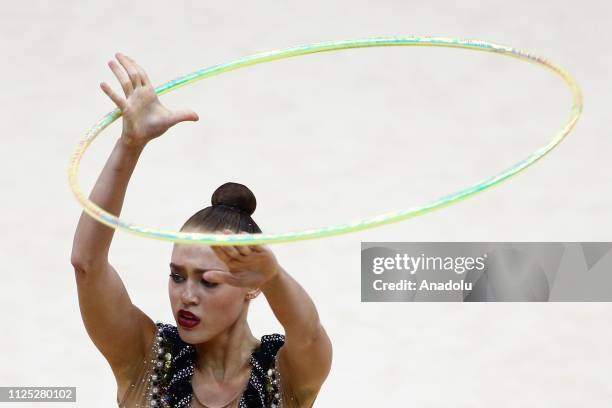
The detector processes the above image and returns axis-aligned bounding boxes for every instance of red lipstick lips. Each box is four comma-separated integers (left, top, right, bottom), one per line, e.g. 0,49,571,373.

177,309,201,329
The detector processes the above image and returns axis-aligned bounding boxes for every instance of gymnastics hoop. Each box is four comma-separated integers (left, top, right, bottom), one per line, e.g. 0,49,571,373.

68,37,583,246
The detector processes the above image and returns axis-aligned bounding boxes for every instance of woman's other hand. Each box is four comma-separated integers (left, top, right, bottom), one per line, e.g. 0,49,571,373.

100,52,199,148
207,230,282,290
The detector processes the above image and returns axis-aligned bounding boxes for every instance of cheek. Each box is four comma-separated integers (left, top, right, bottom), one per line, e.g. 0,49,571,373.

168,285,180,310
208,287,245,310
168,283,244,313
201,288,247,326
168,281,179,297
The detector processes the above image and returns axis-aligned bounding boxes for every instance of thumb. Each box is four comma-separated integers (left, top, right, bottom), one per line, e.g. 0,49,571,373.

203,270,238,286
167,109,199,127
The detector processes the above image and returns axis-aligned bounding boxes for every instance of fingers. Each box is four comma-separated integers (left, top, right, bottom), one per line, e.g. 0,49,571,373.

115,52,142,88
211,245,232,264
214,244,257,261
124,54,152,86
108,59,133,97
232,230,259,255
212,229,254,260
235,245,252,257
224,229,253,257
235,231,265,253
105,52,154,104
99,82,126,110
166,110,199,128
224,245,241,259
203,270,239,286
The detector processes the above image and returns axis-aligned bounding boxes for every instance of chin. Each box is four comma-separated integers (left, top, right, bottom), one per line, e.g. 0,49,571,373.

176,324,206,343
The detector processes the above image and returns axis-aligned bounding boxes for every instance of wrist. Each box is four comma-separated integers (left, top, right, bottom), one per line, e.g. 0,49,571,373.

261,264,285,294
118,133,147,152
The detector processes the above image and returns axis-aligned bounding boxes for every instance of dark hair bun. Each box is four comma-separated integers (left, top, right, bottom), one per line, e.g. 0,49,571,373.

211,182,257,216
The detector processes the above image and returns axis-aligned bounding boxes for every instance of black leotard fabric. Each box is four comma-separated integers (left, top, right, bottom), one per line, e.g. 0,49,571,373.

150,322,285,408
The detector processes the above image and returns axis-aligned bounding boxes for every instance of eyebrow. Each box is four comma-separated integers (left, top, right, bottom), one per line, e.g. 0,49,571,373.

169,262,226,274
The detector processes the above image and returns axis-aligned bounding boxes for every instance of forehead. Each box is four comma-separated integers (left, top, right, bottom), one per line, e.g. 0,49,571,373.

170,244,225,270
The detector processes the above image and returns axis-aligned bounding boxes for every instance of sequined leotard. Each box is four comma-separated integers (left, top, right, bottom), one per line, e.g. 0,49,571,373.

117,322,297,408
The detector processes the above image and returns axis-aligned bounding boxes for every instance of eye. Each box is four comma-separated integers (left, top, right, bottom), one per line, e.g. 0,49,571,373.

201,278,219,288
169,272,184,283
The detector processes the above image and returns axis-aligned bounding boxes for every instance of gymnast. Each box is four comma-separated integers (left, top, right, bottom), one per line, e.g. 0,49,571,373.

70,52,332,408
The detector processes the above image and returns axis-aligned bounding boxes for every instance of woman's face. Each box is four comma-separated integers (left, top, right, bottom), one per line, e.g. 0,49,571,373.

169,240,249,344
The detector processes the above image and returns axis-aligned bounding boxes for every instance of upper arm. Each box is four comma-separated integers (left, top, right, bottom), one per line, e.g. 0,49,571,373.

277,324,333,405
73,261,156,383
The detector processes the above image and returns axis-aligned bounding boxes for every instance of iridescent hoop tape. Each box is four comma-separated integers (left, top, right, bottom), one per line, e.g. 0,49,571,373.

68,37,583,246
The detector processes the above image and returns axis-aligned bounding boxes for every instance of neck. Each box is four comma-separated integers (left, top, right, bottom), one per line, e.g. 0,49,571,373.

193,304,259,383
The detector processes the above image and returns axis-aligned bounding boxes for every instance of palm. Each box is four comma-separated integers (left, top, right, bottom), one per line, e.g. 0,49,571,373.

121,88,174,141
100,52,198,146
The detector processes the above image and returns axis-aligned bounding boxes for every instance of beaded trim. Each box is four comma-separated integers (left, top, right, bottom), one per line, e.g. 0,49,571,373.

148,321,286,408
265,354,281,408
147,322,179,407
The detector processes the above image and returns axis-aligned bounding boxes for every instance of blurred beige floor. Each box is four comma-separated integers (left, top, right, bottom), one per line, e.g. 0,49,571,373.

1,0,611,406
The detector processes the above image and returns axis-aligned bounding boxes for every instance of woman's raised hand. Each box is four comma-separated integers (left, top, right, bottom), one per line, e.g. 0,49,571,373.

100,52,199,147
206,230,282,290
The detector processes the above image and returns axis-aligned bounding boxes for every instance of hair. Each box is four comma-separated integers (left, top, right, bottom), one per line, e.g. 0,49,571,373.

180,182,262,234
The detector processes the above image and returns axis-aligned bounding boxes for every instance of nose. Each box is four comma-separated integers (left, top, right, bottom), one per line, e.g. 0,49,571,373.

180,281,199,305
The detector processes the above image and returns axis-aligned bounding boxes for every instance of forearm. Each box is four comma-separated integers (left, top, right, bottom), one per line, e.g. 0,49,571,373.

261,266,323,343
71,136,145,269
